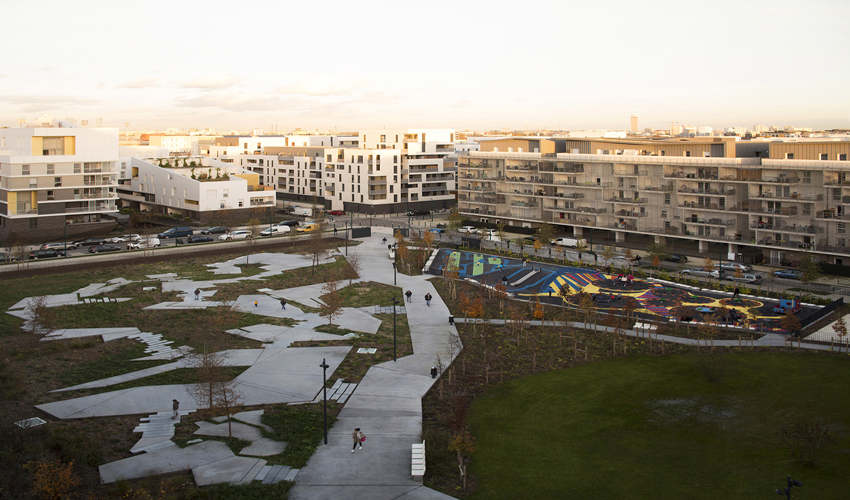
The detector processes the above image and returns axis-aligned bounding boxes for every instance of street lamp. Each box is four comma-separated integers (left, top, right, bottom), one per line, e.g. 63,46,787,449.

63,218,68,257
319,358,329,445
392,297,398,362
776,476,802,500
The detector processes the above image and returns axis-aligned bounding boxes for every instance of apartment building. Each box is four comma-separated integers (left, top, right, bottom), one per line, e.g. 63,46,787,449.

117,158,275,223
457,137,850,265
0,128,120,243
225,130,457,214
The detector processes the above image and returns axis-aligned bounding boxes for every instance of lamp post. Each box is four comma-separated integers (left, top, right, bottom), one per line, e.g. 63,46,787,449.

392,297,398,362
63,218,68,257
319,358,329,444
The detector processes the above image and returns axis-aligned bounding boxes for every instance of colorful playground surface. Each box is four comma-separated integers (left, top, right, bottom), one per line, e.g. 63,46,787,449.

425,248,823,333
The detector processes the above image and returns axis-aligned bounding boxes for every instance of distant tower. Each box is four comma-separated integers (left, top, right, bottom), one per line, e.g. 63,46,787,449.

629,114,639,134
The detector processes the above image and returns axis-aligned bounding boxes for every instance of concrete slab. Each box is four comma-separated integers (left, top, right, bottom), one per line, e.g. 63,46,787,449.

192,456,266,486
100,440,233,484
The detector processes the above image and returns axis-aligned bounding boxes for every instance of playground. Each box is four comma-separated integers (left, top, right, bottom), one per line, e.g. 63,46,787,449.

425,248,822,333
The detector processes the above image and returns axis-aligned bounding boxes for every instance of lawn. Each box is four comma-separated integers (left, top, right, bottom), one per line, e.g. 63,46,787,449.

323,281,403,308
467,351,850,500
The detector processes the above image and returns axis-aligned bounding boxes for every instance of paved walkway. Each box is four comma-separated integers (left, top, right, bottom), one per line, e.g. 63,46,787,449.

291,229,459,500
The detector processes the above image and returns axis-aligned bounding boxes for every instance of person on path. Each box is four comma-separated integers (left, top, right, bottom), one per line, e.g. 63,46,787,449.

382,237,387,245
352,428,365,453
280,297,287,310
194,288,200,300
733,287,740,299
425,292,432,307
172,399,179,420
405,290,413,303
254,299,258,308
430,366,438,379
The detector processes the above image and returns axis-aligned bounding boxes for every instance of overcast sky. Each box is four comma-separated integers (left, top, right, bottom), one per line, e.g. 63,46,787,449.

1,0,848,131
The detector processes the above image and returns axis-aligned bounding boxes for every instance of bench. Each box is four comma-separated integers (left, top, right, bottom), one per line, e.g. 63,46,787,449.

411,440,426,481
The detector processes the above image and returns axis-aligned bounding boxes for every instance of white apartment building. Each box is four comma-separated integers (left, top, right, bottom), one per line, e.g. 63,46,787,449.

0,128,120,243
117,158,275,223
247,130,456,214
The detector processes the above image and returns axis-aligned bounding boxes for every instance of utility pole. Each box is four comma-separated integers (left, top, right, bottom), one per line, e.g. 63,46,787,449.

392,297,398,361
319,358,329,444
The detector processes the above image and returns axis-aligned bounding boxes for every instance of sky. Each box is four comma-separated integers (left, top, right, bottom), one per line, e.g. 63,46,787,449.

0,0,848,131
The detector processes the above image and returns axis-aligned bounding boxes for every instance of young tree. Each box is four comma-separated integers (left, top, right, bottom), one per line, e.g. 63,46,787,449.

448,209,463,232
602,246,615,272
537,224,554,247
346,253,360,287
320,276,344,325
448,430,475,491
533,298,544,322
422,230,435,251
799,255,821,284
579,293,595,330
496,220,506,242
703,256,715,277
191,349,228,416
781,310,802,337
247,218,261,239
833,314,848,352
574,240,588,263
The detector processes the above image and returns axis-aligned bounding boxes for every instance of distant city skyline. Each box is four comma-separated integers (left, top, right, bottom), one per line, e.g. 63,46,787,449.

1,0,848,130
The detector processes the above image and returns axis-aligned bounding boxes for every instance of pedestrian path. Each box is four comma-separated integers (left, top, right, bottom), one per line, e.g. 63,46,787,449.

291,228,460,500
130,409,194,454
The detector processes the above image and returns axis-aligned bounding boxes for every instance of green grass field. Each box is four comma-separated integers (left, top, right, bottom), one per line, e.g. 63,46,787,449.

468,351,850,500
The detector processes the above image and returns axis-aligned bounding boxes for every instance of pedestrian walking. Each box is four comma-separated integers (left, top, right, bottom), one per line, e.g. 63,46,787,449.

405,290,413,303
194,288,200,300
333,225,337,236
430,366,438,379
733,287,740,299
352,427,365,453
280,297,287,310
382,237,387,245
172,399,179,420
254,299,258,308
424,292,432,307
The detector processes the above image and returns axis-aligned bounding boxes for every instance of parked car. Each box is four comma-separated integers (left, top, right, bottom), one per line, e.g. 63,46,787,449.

728,272,762,284
187,234,214,243
200,226,228,235
717,262,752,273
665,254,688,263
220,230,252,241
29,248,65,259
158,226,193,239
407,209,430,217
40,242,71,251
77,237,106,247
296,223,319,232
774,269,802,280
0,252,15,263
436,223,447,229
88,243,122,253
276,220,299,228
259,226,282,237
429,227,444,234
681,268,720,279
328,210,345,216
128,237,160,250
106,236,127,243
458,226,477,233
123,234,142,242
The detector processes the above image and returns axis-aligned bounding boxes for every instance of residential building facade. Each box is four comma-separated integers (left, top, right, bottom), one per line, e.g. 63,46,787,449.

117,159,275,223
0,128,120,243
458,137,850,265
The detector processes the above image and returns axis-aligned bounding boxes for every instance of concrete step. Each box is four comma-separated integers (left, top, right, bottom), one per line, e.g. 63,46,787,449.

237,459,267,484
254,465,272,483
283,468,299,482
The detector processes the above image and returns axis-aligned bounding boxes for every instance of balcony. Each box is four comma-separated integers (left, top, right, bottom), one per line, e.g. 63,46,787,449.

684,218,735,227
751,223,822,235
606,197,648,204
753,192,821,202
615,210,648,218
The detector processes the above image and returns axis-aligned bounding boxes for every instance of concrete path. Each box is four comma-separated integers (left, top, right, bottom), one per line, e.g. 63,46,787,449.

291,229,460,500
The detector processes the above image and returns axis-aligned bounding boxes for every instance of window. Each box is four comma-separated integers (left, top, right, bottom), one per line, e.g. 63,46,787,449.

46,164,54,174
820,153,829,160
685,151,691,157
841,153,848,161
54,177,62,187
74,163,81,173
664,193,671,205
785,153,795,159
47,190,54,200
803,171,811,184
21,165,30,175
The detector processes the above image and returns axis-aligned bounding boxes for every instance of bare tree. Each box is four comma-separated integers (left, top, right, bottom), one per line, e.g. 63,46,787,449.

346,253,360,287
833,314,848,352
191,349,227,414
320,274,344,325
448,430,475,491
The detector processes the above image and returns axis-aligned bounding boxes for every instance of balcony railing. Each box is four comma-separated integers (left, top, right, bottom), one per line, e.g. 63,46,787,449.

606,197,648,204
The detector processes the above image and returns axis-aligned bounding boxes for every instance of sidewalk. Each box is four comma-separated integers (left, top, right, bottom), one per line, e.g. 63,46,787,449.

290,229,459,500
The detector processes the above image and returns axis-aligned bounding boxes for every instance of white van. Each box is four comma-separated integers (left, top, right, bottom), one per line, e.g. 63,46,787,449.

551,237,587,248
292,207,313,217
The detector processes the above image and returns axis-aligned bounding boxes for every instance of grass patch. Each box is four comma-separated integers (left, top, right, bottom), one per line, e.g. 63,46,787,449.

313,324,356,335
327,281,404,308
187,480,293,499
467,351,850,499
56,366,249,401
326,313,412,384
262,403,341,467
59,341,171,387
